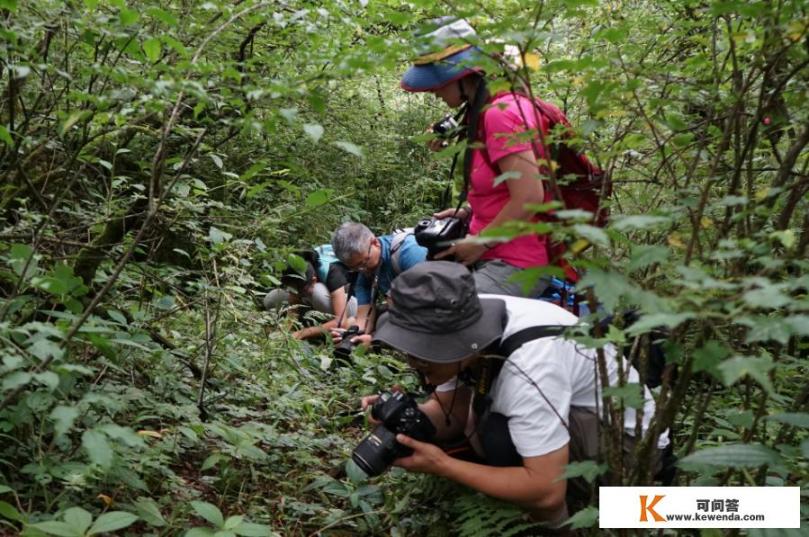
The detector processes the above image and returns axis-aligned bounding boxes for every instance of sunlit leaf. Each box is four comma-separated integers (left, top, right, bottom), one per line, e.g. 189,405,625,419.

303,123,324,143
679,443,781,469
88,511,139,535
190,501,224,528
82,430,113,468
332,141,364,158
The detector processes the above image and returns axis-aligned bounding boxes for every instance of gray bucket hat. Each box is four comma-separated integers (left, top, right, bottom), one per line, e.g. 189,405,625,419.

373,261,506,363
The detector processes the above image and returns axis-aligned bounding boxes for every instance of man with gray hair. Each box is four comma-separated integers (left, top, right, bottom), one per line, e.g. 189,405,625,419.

331,222,427,335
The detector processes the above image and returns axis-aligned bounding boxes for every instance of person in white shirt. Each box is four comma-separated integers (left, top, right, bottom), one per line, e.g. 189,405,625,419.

367,261,668,525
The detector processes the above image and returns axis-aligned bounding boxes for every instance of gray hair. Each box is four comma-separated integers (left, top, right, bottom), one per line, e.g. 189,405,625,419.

332,222,374,263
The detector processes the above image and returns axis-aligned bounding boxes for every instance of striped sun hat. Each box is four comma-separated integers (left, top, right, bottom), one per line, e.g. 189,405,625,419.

400,18,486,93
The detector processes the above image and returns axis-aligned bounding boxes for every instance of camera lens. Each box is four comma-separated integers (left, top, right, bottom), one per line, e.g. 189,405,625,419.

351,425,398,477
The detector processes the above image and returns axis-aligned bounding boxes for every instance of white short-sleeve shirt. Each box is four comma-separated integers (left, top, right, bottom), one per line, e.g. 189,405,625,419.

480,295,669,458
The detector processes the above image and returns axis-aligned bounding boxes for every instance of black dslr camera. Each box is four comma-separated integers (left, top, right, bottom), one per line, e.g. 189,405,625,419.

351,391,436,476
431,114,459,138
414,217,465,259
334,325,361,360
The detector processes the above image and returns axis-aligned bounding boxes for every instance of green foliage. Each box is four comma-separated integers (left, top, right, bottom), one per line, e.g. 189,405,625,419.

1,0,807,534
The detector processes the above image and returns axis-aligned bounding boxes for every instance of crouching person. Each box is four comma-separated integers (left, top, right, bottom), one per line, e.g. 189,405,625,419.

263,245,357,340
363,261,669,525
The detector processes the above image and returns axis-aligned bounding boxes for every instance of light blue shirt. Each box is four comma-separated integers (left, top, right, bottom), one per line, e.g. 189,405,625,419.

354,233,426,305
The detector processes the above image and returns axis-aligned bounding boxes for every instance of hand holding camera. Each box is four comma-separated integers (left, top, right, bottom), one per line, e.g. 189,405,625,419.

351,391,437,476
333,325,363,360
413,216,466,260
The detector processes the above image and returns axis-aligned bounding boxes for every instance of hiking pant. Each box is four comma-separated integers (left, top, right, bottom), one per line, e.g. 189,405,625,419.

472,259,549,298
263,283,357,318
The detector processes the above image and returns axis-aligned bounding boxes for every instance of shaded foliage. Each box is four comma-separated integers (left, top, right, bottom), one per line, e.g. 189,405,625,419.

1,0,807,535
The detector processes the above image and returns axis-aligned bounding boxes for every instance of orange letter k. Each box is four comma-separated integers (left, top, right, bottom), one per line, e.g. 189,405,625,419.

639,495,666,522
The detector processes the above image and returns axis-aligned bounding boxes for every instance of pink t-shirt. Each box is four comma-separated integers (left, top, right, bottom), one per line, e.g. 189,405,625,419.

468,93,549,268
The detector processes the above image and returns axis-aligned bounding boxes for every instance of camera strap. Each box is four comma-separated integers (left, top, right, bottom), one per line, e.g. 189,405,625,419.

439,104,468,210
472,325,571,432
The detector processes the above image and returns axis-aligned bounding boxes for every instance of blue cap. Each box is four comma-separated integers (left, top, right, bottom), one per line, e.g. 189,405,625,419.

400,46,484,92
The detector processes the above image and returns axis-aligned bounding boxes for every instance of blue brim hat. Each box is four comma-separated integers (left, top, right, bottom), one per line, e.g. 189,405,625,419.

401,45,484,93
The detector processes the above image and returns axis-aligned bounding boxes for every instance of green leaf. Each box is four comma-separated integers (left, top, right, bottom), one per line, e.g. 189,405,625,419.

0,124,13,145
2,371,31,391
560,460,607,483
679,443,781,469
742,287,790,309
223,515,244,530
602,383,645,409
200,453,223,471
119,7,139,26
35,371,60,391
208,227,232,245
332,141,364,158
766,413,809,428
628,245,669,271
0,0,17,12
185,529,215,537
190,501,224,528
88,511,138,535
50,405,80,437
233,523,273,537
59,111,87,137
0,485,11,494
29,339,64,362
304,189,330,207
146,7,178,26
572,224,609,248
82,430,113,468
565,506,598,529
63,507,92,535
692,340,731,374
612,214,671,231
143,38,162,63
303,123,324,143
213,532,236,537
718,355,774,393
9,243,37,280
626,312,694,336
0,500,21,522
492,170,521,186
28,521,81,537
133,497,166,527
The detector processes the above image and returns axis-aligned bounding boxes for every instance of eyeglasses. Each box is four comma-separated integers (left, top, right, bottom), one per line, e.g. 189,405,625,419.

348,240,374,272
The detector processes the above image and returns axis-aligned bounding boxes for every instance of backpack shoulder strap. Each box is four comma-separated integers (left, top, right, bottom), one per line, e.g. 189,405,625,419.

389,228,414,275
497,325,566,356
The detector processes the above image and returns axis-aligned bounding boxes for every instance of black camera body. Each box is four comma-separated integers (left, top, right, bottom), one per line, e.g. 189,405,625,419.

414,217,466,259
334,325,361,360
431,114,459,138
351,391,436,476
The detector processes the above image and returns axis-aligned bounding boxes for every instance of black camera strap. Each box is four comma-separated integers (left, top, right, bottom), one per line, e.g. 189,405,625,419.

440,104,468,210
472,325,570,431
460,79,490,205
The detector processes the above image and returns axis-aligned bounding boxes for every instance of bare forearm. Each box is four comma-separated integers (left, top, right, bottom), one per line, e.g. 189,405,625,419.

439,458,563,515
294,319,336,340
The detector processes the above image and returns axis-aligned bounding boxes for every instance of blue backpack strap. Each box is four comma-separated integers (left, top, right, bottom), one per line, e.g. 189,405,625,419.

389,228,414,275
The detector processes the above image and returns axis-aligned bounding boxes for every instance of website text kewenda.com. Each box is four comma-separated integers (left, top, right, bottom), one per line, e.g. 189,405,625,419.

666,513,766,522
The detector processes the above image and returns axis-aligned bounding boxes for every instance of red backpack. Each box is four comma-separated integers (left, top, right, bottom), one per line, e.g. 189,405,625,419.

475,95,611,282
